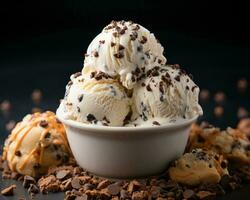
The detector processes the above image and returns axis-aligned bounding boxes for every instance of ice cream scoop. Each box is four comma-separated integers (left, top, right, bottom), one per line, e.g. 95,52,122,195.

60,72,130,126
2,111,72,177
83,20,166,89
131,64,203,125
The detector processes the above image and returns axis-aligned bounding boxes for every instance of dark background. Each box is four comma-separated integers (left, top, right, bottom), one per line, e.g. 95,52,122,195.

0,1,250,199
0,0,249,131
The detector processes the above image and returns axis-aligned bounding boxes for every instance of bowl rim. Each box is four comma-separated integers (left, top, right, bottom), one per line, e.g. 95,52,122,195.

56,108,198,133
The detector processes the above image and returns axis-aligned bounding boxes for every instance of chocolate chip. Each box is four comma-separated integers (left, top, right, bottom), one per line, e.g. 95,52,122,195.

221,160,227,169
137,46,142,52
107,183,120,196
114,52,124,58
183,189,194,199
94,51,99,57
1,184,16,196
113,32,118,37
73,72,82,78
77,107,81,113
186,86,190,90
140,36,147,44
191,85,198,92
141,82,146,87
15,150,22,157
119,44,125,50
111,42,116,47
130,32,138,41
99,40,105,44
152,121,160,126
28,184,39,194
86,114,96,122
146,84,152,92
39,120,48,128
90,71,97,78
71,177,81,189
23,175,36,188
56,170,71,180
78,94,84,102
174,75,180,82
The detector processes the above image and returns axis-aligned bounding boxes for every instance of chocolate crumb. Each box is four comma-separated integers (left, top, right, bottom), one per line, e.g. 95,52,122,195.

94,51,99,57
146,84,152,92
39,120,48,128
87,114,96,122
1,184,16,196
152,121,160,126
15,150,22,157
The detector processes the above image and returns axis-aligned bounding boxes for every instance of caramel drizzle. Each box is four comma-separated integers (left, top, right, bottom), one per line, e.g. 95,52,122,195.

4,112,70,173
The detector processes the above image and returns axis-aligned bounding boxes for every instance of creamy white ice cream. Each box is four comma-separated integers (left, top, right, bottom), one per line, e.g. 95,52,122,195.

131,64,203,125
60,72,130,126
83,20,166,89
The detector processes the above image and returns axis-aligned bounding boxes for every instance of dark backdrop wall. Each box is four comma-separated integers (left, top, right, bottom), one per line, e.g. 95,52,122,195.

0,0,249,134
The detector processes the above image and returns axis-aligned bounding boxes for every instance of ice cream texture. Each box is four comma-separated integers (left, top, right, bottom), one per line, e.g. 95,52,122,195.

2,111,72,177
58,20,203,127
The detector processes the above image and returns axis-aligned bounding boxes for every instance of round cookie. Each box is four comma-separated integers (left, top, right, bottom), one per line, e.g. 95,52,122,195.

187,124,250,165
169,148,228,186
2,111,72,177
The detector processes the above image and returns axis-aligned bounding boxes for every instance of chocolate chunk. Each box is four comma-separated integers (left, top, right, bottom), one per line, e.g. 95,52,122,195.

97,180,111,190
130,32,138,41
221,160,227,169
56,170,71,180
146,84,152,92
15,150,22,157
71,177,81,189
186,86,190,90
1,184,16,196
23,175,36,188
191,85,198,92
174,75,180,82
75,195,88,200
78,94,84,102
119,44,125,50
77,107,81,113
152,121,160,126
40,120,48,128
137,46,142,52
114,52,124,58
111,42,116,47
28,184,39,194
99,40,105,44
107,183,120,196
87,114,96,122
141,82,146,87
140,36,147,44
73,72,82,78
94,51,99,57
90,71,97,78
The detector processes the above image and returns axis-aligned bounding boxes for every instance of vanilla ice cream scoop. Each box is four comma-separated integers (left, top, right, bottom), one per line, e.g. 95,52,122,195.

2,111,72,177
83,20,166,89
59,72,130,126
132,64,203,125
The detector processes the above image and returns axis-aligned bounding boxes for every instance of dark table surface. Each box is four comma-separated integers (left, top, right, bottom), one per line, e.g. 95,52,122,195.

0,28,250,199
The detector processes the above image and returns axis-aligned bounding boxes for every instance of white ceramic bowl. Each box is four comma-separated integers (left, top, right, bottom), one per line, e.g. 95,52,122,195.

57,109,197,178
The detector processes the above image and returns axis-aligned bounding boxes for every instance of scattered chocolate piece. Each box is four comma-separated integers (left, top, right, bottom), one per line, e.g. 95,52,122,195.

94,51,99,57
39,120,48,128
146,84,152,92
140,36,147,44
78,94,84,102
86,114,96,122
107,183,120,196
56,170,71,180
15,150,22,157
1,184,16,196
71,177,81,189
152,121,160,126
111,42,116,47
114,52,124,59
119,44,125,50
